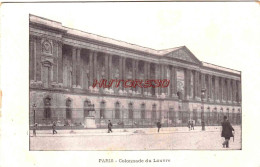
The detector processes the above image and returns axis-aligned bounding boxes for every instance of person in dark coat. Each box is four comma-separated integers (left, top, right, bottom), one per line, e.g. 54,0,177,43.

108,120,113,133
221,116,234,148
191,120,194,130
52,121,57,135
187,120,191,131
157,121,162,133
33,123,37,137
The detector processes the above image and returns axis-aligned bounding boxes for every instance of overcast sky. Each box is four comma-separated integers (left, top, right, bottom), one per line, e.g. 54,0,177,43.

3,2,260,72
20,2,259,72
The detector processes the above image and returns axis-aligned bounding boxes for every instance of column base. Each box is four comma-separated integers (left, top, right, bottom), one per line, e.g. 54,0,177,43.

215,100,220,103
171,94,178,99
30,80,43,87
208,98,214,103
227,100,232,104
76,85,82,89
195,96,201,101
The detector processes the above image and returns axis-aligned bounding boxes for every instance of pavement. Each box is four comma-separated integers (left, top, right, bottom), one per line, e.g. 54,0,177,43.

30,125,241,150
30,126,225,137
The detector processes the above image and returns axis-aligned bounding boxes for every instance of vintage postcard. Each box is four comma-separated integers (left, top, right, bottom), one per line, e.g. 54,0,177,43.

28,9,242,151
1,2,260,167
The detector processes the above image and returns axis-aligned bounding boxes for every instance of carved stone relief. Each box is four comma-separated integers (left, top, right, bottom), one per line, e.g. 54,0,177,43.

41,38,53,55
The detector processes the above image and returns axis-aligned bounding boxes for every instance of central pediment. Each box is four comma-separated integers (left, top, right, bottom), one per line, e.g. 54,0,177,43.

163,46,201,65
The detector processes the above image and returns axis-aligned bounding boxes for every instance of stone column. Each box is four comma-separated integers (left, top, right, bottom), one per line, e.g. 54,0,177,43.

232,79,237,103
72,47,77,88
215,76,219,103
92,51,98,87
161,65,166,95
173,67,178,98
208,75,212,102
219,77,222,102
155,64,159,96
184,69,188,100
29,36,36,81
135,60,139,92
105,53,109,81
143,61,148,95
185,69,191,100
194,71,197,100
221,78,225,102
197,72,201,100
227,79,231,103
132,59,136,91
170,66,173,97
35,36,42,82
201,73,206,99
89,51,93,88
57,42,63,85
76,48,81,88
158,64,162,95
122,57,126,91
108,54,113,81
237,80,241,103
147,62,151,95
230,79,233,102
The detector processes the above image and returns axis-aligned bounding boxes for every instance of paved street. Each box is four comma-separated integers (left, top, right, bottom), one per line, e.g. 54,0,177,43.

30,126,241,150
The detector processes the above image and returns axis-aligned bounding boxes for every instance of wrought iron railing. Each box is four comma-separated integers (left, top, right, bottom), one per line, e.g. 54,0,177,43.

29,107,241,128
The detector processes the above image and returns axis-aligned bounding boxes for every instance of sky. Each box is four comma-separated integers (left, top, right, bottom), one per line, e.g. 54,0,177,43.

9,2,259,72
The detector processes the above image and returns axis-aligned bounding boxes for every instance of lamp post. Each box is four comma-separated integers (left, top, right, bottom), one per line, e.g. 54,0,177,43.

32,103,36,125
201,88,206,131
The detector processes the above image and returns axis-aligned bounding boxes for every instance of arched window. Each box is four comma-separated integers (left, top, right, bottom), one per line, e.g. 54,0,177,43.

66,98,72,119
177,91,182,100
152,104,157,120
232,108,235,123
100,101,106,119
84,100,90,117
141,103,146,119
169,107,175,122
115,102,120,119
192,109,197,122
44,96,51,119
128,103,133,119
226,108,230,119
237,109,241,124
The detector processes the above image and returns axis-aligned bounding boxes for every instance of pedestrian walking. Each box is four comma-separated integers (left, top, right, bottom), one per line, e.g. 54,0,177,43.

187,120,191,131
191,120,194,130
157,121,162,133
108,120,113,133
33,123,37,137
221,116,234,148
52,121,58,135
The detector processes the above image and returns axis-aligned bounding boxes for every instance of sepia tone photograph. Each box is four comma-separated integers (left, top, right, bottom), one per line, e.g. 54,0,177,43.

2,1,260,167
28,3,243,151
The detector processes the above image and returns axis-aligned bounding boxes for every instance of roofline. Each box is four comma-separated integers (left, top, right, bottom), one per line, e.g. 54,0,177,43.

201,61,241,75
29,14,241,75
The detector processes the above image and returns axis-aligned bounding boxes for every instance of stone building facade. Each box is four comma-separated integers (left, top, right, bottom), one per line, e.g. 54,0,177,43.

29,15,241,128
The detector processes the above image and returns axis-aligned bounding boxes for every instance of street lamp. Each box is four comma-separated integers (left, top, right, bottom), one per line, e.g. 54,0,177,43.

201,88,206,131
32,103,36,125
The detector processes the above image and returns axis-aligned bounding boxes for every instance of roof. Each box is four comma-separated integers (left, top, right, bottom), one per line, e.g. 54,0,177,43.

30,14,182,56
30,14,241,75
202,62,241,75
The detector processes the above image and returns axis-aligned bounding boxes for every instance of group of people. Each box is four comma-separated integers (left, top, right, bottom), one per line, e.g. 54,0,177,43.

187,120,195,130
32,116,235,148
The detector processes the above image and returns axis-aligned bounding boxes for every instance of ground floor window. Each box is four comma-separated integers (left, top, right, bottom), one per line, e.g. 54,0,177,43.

44,97,51,119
